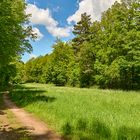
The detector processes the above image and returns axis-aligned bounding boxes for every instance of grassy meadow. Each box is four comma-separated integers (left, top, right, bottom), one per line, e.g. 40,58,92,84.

10,83,140,140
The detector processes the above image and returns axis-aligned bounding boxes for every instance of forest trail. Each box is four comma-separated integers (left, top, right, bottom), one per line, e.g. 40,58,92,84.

0,92,62,140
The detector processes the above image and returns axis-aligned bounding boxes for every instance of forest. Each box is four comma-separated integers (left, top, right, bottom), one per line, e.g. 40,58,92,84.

0,0,35,88
11,0,140,90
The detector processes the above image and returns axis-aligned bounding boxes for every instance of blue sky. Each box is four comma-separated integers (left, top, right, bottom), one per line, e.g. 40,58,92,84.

22,0,119,62
22,0,78,62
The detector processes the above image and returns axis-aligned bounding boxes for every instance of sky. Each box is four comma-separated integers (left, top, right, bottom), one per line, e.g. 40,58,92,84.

22,0,120,62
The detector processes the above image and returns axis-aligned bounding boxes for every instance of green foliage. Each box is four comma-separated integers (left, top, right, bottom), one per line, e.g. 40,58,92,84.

21,0,140,90
93,0,140,89
67,60,80,87
72,12,92,53
24,40,76,86
0,63,16,86
78,42,95,87
25,56,47,83
46,40,74,86
12,61,26,84
0,0,34,86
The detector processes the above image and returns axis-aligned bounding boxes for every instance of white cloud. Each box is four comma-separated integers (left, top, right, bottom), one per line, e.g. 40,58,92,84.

47,26,71,38
32,27,44,41
67,0,121,24
26,4,71,38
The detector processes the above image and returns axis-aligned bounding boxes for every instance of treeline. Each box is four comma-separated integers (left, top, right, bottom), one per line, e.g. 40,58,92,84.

0,0,34,87
15,0,140,90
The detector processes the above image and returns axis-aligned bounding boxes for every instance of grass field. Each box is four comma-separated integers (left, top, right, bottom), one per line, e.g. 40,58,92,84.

10,83,140,140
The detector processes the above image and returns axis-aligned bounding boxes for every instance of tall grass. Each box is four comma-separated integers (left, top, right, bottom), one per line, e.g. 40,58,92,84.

10,83,140,139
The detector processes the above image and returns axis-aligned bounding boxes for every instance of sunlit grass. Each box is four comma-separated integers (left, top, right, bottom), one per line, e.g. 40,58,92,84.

10,83,140,139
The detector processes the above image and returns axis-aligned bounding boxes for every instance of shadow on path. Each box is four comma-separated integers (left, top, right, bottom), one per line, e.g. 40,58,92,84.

0,126,31,140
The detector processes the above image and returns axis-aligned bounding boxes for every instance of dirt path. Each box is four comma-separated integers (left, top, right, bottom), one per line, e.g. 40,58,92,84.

0,92,30,140
1,92,62,140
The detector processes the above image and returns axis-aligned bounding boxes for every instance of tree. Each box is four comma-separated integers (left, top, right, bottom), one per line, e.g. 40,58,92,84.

22,0,140,90
43,40,74,86
72,13,92,53
0,0,34,86
12,61,26,84
93,0,140,89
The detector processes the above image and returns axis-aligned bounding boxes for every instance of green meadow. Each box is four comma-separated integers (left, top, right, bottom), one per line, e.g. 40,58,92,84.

10,83,140,140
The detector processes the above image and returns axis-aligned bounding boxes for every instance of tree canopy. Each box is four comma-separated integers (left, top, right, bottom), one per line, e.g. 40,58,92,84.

0,0,34,86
